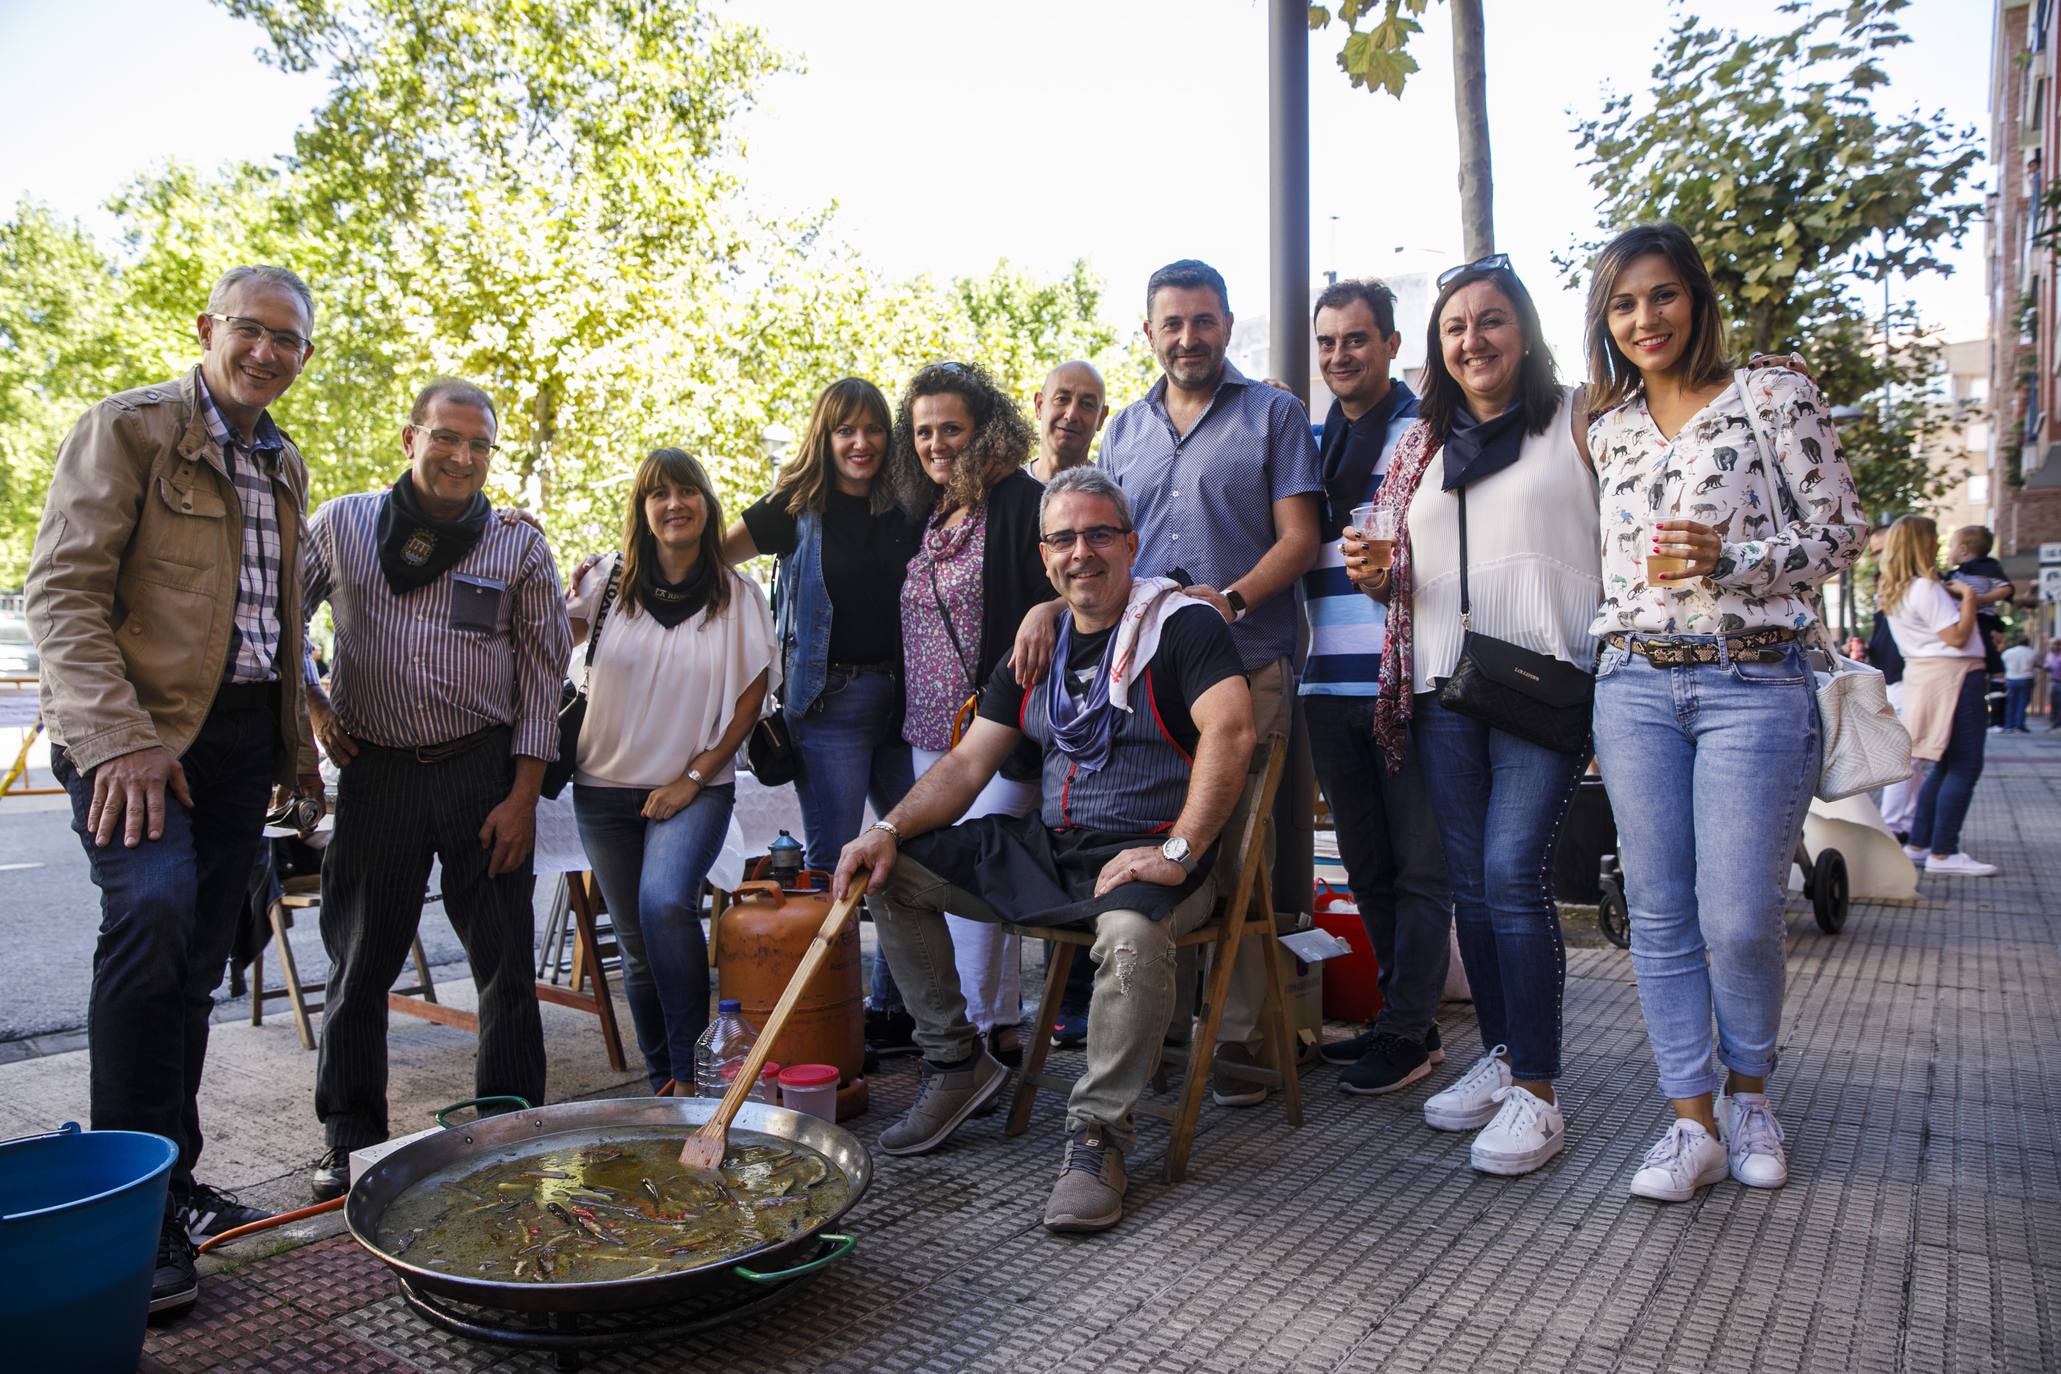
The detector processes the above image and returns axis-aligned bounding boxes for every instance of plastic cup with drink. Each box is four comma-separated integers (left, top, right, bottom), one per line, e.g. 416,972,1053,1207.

1647,520,1693,585
1348,502,1399,577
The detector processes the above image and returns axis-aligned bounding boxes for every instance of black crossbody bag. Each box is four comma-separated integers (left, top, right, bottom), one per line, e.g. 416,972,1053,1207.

745,555,799,785
1433,486,1594,755
542,564,622,800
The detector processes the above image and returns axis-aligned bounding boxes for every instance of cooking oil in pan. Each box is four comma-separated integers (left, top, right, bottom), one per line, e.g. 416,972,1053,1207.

375,1132,849,1283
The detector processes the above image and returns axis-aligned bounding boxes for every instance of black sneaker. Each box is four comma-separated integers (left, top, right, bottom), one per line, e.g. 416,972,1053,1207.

1426,1023,1445,1064
150,1217,199,1316
1340,1032,1433,1096
310,1145,351,1202
864,1005,920,1058
176,1183,273,1245
1322,1023,1445,1067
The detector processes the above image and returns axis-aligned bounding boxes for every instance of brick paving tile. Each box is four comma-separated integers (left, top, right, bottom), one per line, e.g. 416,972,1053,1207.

141,732,2061,1372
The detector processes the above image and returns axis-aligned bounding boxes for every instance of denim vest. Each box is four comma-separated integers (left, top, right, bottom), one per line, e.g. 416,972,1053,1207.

776,509,834,716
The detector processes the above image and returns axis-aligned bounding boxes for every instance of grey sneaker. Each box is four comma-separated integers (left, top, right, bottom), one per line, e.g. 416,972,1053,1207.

877,1048,1007,1156
1043,1126,1127,1232
1211,1042,1269,1107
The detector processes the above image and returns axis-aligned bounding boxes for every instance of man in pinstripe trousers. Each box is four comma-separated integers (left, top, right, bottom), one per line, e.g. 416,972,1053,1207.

299,377,572,1200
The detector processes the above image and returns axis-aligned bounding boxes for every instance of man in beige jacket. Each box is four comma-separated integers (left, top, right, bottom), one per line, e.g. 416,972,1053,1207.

26,265,322,1318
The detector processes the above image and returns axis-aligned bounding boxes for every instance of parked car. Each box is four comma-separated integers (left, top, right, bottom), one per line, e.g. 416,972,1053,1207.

0,616,38,678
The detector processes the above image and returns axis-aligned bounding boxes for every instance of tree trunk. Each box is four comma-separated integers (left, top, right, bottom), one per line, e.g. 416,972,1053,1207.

1451,0,1493,261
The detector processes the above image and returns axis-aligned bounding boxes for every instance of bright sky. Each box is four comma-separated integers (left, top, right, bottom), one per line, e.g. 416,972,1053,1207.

0,0,1995,375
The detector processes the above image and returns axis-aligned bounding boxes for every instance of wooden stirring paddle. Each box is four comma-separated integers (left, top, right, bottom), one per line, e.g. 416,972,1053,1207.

679,868,870,1173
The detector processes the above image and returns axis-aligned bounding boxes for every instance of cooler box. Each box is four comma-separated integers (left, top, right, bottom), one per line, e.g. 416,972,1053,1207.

1312,882,1382,1023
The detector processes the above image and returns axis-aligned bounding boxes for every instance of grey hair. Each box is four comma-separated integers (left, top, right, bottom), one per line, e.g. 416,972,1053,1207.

206,265,316,327
410,377,499,428
1039,465,1132,532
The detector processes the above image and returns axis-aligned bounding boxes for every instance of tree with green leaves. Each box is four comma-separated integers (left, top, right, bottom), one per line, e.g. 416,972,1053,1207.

1563,0,1981,521
1309,0,1494,259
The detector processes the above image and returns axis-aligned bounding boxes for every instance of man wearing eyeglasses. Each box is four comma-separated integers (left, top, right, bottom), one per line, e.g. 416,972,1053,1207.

26,265,324,1316
834,466,1255,1233
298,378,571,1203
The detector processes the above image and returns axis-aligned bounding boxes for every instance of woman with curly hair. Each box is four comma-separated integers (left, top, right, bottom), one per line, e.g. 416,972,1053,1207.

892,361,1055,1066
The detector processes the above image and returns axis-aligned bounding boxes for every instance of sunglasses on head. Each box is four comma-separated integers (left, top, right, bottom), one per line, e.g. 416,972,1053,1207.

1436,252,1513,289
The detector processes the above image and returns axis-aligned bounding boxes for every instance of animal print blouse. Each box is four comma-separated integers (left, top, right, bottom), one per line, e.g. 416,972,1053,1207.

1587,369,1865,638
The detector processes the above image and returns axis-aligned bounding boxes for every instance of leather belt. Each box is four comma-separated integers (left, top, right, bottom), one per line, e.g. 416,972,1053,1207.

211,680,279,713
1605,626,1800,668
362,724,505,765
828,659,897,676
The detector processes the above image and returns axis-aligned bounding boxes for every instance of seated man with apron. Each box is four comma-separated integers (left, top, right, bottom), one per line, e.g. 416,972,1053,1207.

833,466,1256,1235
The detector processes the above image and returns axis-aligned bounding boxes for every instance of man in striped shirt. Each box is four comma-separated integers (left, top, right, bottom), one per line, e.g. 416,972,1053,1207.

300,378,571,1200
1299,279,1454,1098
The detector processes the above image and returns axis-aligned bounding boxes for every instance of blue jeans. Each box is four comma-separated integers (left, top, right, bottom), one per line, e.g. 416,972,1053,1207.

575,782,735,1091
789,665,914,1011
1304,694,1452,1040
2004,677,2033,731
1910,669,1988,857
52,692,278,1195
1411,692,1586,1083
1592,640,1819,1099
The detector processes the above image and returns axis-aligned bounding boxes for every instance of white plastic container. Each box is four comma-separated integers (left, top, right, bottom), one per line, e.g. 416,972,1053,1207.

777,1063,840,1121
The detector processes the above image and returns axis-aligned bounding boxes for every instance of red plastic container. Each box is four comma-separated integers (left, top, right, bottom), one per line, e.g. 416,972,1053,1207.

1313,882,1383,1023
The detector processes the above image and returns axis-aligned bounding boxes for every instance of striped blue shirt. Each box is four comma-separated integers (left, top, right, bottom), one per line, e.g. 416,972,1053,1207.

1300,388,1420,697
302,491,571,758
1099,362,1323,672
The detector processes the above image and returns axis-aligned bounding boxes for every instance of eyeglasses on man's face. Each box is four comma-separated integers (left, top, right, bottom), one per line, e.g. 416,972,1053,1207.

207,313,312,356
407,424,500,459
1039,524,1131,552
1436,252,1512,289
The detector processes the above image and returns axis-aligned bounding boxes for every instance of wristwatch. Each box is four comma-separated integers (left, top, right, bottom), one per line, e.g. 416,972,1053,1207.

1160,834,1197,875
1224,588,1248,623
685,767,706,786
869,819,901,844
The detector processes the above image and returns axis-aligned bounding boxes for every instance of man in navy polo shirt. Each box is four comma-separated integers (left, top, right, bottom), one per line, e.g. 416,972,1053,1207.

1299,279,1454,1096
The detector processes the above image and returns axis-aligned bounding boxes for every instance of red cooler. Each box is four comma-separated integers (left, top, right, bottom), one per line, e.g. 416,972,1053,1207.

1313,881,1383,1023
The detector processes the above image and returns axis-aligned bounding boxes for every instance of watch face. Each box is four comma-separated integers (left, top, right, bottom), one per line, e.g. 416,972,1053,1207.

1161,836,1190,864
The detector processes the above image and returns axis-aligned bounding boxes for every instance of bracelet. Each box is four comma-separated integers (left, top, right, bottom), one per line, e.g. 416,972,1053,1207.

869,819,901,843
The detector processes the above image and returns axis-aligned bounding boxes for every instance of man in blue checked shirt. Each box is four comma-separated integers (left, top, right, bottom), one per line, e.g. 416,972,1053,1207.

300,377,571,1203
1298,279,1455,1098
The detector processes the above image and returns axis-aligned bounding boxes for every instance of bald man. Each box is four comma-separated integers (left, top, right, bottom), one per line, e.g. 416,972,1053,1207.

1028,360,1108,482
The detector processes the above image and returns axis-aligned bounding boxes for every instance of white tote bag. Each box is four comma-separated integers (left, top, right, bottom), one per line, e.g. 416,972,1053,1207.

1734,371,1912,801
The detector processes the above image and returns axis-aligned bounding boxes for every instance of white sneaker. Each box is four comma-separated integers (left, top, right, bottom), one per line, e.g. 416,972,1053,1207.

1628,1119,1728,1202
1422,1046,1513,1131
1722,1092,1789,1188
1901,844,1929,861
1925,852,1998,876
1469,1085,1565,1176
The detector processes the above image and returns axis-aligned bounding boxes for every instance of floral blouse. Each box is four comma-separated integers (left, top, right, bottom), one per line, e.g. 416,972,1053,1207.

901,503,988,750
1587,369,1865,637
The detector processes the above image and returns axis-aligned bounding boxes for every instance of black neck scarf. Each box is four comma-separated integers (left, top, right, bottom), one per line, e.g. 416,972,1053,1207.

1440,398,1529,492
637,550,716,629
1319,378,1417,541
377,473,489,595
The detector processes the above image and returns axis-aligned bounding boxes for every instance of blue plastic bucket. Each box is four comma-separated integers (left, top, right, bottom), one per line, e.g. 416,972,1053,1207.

0,1122,177,1373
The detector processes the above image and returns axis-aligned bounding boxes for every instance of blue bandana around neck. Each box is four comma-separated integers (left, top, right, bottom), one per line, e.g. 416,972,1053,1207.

1044,613,1120,774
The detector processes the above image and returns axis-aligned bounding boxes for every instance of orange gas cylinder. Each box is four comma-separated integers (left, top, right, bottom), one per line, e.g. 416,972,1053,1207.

714,869,868,1119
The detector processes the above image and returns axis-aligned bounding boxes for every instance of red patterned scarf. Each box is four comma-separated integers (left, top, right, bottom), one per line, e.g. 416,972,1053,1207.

1372,420,1445,774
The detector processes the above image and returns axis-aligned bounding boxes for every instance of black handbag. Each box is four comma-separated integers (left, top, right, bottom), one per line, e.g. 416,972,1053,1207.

542,563,622,800
1434,486,1594,755
745,553,800,786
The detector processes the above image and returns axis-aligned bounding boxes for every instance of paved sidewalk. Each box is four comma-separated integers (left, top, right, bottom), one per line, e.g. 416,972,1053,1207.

12,733,2057,1372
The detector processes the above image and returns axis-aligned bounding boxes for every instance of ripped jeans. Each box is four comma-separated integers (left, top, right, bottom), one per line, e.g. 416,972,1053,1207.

870,853,1217,1149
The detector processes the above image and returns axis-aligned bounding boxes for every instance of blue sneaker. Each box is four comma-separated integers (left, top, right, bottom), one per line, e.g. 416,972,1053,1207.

1050,1011,1088,1049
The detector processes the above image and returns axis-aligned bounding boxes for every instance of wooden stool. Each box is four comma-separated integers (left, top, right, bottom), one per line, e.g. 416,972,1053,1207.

1003,736,1303,1182
248,874,438,1051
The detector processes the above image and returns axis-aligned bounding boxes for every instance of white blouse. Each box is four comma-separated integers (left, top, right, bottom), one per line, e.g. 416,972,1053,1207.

1587,370,1865,637
1884,579,1983,662
1407,388,1603,694
565,554,779,789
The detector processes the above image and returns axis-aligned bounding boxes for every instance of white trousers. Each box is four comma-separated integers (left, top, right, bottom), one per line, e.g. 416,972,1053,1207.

910,746,1036,1035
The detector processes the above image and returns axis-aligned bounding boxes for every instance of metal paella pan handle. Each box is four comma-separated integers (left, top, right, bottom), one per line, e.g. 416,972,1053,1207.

431,1096,535,1129
731,1232,856,1284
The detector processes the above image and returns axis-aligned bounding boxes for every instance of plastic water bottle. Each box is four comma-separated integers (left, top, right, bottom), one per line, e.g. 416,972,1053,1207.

694,999,759,1099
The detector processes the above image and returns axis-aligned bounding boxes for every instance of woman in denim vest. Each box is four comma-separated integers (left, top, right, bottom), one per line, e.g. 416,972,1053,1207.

725,379,923,1041
1582,224,1863,1202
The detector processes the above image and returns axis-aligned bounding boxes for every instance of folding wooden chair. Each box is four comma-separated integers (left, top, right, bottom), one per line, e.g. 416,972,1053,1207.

248,874,437,1051
1003,734,1303,1182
